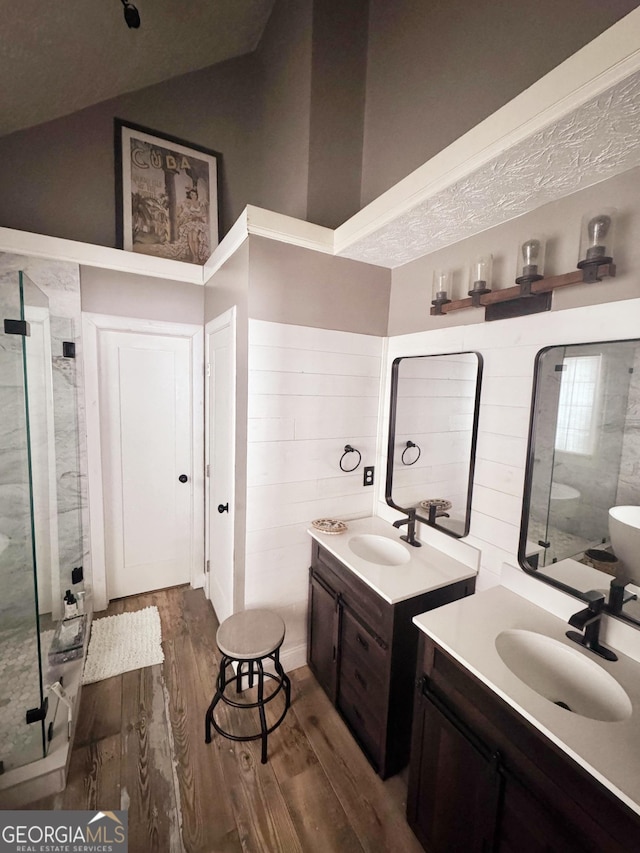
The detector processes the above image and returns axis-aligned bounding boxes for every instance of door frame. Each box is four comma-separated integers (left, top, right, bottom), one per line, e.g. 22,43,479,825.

204,306,236,610
83,312,204,611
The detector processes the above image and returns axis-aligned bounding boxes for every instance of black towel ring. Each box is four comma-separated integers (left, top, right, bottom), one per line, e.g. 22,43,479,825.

340,444,361,472
401,440,421,466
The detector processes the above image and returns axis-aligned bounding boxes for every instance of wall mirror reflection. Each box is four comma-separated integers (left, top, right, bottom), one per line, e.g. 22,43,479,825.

519,338,640,627
385,352,483,539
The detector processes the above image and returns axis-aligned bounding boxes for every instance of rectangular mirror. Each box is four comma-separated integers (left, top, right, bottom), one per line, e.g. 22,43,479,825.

386,352,483,538
519,339,640,627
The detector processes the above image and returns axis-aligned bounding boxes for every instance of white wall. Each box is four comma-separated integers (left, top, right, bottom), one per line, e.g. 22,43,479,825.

377,298,640,593
245,319,383,669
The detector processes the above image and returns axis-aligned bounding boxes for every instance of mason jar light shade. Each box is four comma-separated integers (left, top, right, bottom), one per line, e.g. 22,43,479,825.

469,254,493,292
516,236,546,282
578,208,616,266
432,269,451,301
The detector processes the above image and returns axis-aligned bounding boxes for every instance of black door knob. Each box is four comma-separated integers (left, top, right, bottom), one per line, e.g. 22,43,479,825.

178,474,188,483
218,503,229,513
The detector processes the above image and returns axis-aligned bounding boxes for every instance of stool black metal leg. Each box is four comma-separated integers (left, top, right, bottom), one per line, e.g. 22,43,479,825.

257,659,268,764
206,656,230,743
274,649,291,711
205,641,291,762
205,684,221,744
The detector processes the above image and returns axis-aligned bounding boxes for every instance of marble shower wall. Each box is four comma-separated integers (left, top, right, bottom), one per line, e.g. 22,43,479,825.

0,254,87,625
0,274,34,627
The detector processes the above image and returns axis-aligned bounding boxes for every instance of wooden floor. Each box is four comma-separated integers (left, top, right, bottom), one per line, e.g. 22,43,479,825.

27,586,423,853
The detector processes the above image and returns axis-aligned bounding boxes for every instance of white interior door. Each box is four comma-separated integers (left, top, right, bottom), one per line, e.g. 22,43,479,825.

205,309,236,623
98,328,193,599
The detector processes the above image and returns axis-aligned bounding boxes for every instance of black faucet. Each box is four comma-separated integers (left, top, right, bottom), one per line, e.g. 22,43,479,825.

426,504,449,525
566,591,618,662
393,508,422,548
607,575,638,615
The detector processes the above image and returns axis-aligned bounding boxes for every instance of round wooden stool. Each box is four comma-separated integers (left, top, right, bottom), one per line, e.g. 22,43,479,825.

204,609,291,763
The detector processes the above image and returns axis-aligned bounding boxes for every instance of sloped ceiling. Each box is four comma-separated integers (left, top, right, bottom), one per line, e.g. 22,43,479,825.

0,0,275,137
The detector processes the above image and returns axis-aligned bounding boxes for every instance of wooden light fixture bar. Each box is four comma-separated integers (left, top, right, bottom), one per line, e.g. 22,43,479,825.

431,262,616,316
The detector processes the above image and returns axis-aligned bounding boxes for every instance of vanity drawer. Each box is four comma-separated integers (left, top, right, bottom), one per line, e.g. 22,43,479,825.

338,671,384,768
339,608,388,717
340,605,388,680
312,540,392,642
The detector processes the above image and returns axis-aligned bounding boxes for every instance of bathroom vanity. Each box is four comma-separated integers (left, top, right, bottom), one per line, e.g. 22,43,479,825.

408,587,640,852
307,516,476,778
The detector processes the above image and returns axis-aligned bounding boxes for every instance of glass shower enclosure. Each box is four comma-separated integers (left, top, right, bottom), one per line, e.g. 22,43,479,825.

0,271,60,773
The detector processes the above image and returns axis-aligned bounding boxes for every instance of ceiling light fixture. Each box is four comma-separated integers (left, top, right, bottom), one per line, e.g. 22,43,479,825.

121,0,141,28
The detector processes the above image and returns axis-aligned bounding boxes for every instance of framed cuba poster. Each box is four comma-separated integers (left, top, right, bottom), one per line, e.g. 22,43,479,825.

115,119,221,264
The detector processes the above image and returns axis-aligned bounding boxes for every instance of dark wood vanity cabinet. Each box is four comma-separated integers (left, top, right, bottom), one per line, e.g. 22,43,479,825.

307,539,475,779
408,635,640,853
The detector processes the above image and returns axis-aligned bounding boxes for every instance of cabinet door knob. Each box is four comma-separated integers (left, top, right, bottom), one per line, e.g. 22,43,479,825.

218,503,229,513
178,474,188,483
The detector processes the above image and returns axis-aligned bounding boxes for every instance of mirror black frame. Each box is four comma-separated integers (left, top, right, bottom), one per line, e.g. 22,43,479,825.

385,351,483,539
518,338,640,613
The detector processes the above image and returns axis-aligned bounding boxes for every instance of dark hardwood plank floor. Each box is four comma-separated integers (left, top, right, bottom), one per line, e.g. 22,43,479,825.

26,586,422,853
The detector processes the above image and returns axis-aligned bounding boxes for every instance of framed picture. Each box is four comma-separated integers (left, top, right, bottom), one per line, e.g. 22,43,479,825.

115,119,221,265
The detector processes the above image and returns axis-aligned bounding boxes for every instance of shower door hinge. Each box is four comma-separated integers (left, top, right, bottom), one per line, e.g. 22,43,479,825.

4,319,30,336
206,560,210,573
26,697,48,724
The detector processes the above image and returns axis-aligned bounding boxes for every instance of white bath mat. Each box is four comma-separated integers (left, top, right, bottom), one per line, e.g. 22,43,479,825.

82,606,164,685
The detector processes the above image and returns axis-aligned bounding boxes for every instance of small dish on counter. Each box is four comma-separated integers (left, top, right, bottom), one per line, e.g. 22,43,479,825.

311,518,348,535
419,498,452,513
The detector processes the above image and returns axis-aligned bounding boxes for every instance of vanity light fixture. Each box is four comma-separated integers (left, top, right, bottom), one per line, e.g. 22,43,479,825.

430,216,618,321
121,0,141,28
577,209,616,283
515,236,545,296
468,254,493,306
431,269,452,315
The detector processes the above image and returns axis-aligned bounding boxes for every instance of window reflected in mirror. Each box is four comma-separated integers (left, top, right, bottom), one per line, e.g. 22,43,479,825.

520,339,640,628
386,352,482,539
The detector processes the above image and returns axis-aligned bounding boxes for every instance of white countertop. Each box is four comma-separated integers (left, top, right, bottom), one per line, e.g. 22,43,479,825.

308,515,476,605
414,586,640,817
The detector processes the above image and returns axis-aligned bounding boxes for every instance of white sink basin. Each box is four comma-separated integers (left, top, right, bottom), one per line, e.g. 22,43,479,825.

495,629,631,722
347,534,410,566
609,505,640,578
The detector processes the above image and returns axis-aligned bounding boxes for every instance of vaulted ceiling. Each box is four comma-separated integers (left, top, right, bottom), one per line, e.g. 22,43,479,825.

1,0,275,137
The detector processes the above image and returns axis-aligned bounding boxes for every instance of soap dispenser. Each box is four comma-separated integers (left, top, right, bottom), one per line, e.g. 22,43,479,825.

63,589,78,620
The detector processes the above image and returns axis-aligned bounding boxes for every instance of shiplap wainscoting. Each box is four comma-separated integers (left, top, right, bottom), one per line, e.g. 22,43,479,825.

379,298,640,595
245,320,383,670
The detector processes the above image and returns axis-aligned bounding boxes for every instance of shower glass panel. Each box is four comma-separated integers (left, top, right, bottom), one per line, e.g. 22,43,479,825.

0,271,49,772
